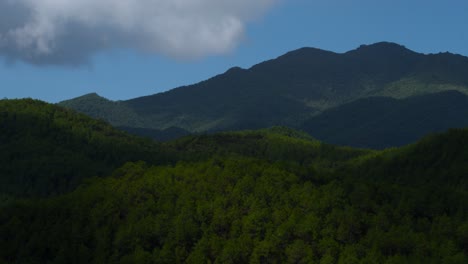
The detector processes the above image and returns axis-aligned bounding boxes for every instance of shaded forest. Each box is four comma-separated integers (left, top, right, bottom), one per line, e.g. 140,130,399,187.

0,99,467,263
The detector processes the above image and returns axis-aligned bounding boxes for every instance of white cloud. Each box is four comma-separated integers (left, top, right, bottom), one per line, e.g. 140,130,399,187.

0,0,275,65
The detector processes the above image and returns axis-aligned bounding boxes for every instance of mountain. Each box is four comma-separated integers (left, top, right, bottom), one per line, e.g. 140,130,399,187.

59,42,468,148
302,90,468,149
0,100,467,263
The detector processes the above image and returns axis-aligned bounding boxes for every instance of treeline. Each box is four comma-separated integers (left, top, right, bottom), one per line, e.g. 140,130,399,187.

0,99,170,197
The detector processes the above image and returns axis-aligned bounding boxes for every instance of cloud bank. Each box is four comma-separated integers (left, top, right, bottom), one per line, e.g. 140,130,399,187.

0,0,275,65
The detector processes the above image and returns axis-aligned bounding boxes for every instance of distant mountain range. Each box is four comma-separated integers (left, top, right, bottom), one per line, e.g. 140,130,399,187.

59,42,468,148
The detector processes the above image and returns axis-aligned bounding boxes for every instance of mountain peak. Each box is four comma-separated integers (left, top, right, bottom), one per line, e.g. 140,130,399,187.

279,47,338,59
63,92,111,103
80,92,105,99
224,66,245,74
59,92,112,108
347,42,417,56
361,41,406,48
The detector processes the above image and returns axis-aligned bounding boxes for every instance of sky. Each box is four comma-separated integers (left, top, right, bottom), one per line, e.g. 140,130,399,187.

1,0,468,103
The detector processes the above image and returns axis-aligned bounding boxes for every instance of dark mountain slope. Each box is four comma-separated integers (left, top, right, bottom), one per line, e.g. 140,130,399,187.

122,43,426,131
302,90,468,149
0,99,168,198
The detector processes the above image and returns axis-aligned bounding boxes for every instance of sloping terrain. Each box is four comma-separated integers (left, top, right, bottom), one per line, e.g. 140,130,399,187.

301,90,468,149
0,100,467,263
59,42,468,148
58,93,144,127
0,99,168,198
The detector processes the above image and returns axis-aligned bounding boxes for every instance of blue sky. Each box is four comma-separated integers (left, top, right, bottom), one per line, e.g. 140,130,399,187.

1,0,468,103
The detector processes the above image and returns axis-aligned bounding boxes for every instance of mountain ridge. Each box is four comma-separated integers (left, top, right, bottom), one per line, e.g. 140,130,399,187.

59,42,468,147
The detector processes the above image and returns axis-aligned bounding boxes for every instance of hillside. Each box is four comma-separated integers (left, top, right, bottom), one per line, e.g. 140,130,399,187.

58,93,145,127
348,128,468,188
302,90,468,149
59,42,468,148
118,126,191,142
0,99,169,198
0,102,467,263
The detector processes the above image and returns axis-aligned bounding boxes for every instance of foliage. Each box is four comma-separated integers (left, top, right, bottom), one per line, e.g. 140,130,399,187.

0,99,169,197
118,126,191,142
0,99,467,263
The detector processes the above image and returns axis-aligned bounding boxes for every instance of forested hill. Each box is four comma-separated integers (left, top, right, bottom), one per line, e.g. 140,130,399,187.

0,99,365,198
0,99,169,198
59,42,468,148
349,128,468,188
1,99,467,263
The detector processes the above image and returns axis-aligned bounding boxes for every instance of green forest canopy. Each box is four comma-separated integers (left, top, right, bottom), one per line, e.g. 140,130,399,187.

0,99,467,263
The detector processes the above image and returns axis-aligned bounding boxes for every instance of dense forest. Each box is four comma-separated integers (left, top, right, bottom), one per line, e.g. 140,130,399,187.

0,99,173,198
0,99,467,263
